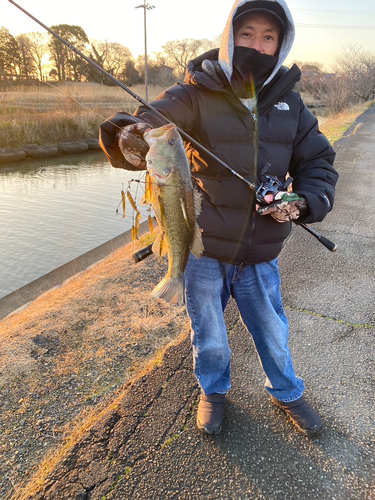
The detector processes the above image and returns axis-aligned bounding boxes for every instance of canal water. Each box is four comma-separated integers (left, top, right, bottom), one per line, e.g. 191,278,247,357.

0,151,150,299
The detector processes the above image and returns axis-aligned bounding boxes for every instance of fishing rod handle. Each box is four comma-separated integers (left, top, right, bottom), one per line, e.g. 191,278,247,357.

132,244,153,263
317,234,337,252
299,223,337,252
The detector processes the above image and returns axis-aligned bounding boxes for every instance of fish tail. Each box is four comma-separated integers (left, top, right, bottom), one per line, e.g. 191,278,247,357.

151,274,185,305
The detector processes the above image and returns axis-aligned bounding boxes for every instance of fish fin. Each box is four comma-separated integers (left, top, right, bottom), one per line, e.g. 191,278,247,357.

193,188,202,216
180,197,191,230
141,172,152,205
152,232,168,258
158,193,166,226
151,275,185,305
151,234,161,256
190,222,204,259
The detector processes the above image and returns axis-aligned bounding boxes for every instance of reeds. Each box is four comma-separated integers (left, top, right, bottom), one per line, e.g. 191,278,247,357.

0,82,165,148
0,82,371,149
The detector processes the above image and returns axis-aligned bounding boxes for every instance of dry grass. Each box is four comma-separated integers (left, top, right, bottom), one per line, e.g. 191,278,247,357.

0,83,372,149
318,102,374,144
0,233,190,500
0,83,165,148
10,336,188,500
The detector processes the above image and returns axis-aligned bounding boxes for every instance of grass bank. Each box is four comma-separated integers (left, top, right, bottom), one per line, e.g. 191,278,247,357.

0,83,165,149
0,233,190,500
317,102,374,144
0,82,372,149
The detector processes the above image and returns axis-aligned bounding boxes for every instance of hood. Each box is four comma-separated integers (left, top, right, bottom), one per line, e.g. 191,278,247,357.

218,0,295,88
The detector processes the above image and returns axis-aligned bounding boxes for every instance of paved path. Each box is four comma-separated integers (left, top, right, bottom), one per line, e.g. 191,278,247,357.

32,106,375,500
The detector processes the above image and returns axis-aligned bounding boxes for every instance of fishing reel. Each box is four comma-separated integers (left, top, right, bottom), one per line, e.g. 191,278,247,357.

255,163,293,205
255,164,336,251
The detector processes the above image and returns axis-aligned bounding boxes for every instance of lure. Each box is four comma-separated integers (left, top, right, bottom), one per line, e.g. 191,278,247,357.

131,225,138,242
135,212,142,238
127,190,140,214
148,214,154,234
142,172,153,205
121,189,126,218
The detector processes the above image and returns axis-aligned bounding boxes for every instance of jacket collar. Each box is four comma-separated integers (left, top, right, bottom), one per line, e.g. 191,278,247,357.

185,49,301,111
257,63,301,111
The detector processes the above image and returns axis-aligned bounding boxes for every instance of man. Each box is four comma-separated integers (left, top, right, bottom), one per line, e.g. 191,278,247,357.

99,0,338,437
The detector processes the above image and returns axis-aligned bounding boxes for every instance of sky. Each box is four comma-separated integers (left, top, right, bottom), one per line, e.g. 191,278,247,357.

3,0,375,71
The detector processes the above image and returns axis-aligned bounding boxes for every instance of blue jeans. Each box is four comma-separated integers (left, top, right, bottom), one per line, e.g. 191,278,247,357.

184,255,305,402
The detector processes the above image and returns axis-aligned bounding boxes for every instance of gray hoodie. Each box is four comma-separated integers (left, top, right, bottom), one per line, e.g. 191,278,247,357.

218,0,295,90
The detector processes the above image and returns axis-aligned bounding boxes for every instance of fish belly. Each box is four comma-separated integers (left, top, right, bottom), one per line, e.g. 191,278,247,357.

151,173,195,305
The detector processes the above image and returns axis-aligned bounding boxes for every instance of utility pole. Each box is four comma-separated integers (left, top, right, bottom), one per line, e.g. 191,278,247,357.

135,1,155,102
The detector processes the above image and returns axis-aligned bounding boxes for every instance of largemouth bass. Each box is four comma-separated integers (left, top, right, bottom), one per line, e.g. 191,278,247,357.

143,123,204,305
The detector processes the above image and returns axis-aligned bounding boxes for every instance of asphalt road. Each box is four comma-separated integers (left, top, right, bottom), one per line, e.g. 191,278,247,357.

33,105,375,500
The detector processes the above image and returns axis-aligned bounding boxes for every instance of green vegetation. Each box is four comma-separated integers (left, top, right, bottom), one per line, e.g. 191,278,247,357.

100,468,132,499
161,433,179,448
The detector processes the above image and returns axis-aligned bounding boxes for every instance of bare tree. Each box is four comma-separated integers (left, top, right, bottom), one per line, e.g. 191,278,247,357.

297,61,324,72
89,40,134,82
162,38,214,76
103,42,132,79
0,27,19,79
16,34,37,79
334,45,375,102
19,32,49,81
323,74,351,113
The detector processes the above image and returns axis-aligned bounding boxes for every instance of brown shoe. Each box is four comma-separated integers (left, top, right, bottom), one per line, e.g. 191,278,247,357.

271,396,324,437
197,393,225,435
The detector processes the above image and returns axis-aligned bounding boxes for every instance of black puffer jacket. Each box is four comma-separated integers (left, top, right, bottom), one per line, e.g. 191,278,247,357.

100,49,337,265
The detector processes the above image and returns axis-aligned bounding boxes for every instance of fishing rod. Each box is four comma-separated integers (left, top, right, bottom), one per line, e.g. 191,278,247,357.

9,0,336,253
8,1,250,187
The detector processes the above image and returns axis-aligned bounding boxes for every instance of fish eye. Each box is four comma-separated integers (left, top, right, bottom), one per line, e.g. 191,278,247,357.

168,139,175,145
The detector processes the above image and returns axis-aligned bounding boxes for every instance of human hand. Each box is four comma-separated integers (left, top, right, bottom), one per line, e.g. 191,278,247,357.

118,122,152,169
256,192,308,223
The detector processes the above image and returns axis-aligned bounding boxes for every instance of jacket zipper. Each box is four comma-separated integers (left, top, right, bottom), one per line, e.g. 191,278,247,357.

239,110,258,266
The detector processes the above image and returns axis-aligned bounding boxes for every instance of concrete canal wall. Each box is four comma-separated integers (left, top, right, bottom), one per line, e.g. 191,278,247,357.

0,221,149,321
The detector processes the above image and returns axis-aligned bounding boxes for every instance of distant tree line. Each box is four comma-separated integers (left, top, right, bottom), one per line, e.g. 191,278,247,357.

0,25,219,87
295,45,375,112
1,25,373,113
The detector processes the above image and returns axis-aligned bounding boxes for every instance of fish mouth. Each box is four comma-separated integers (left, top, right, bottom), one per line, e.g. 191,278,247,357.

144,123,178,146
147,164,176,183
145,123,177,138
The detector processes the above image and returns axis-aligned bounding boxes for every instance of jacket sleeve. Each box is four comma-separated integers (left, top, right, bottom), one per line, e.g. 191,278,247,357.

99,83,198,170
289,98,338,224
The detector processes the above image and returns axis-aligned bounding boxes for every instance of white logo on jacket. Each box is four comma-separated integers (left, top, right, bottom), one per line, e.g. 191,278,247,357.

274,102,290,110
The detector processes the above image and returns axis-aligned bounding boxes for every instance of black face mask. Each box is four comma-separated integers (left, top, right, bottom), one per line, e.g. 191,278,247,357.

231,46,278,98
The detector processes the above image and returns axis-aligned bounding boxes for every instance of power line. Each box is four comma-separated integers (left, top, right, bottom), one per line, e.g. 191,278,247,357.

296,24,375,29
292,8,375,14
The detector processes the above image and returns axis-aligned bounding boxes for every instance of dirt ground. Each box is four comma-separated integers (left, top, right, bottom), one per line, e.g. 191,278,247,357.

0,236,190,500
